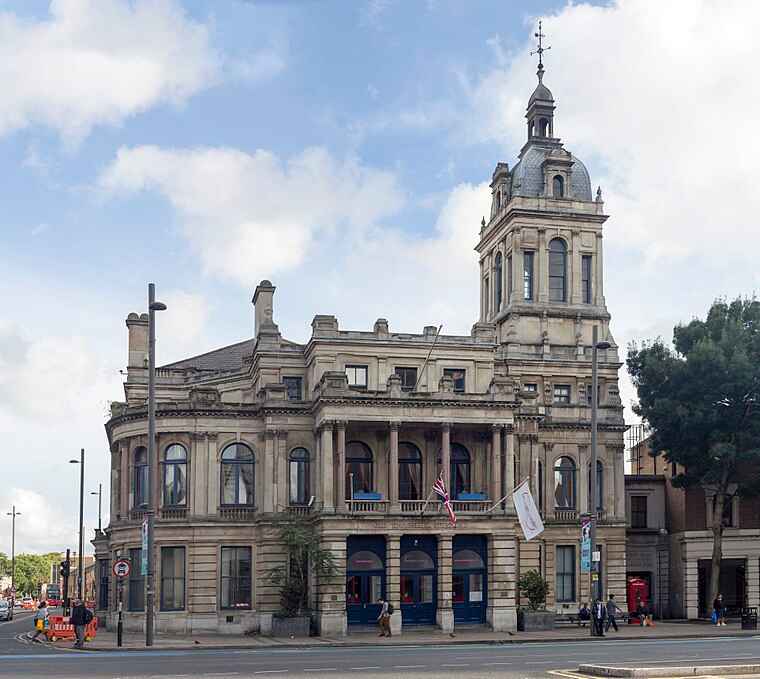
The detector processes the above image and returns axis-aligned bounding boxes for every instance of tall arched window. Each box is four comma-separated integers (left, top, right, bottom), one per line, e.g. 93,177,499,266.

399,442,422,501
220,443,255,506
553,174,564,198
133,446,148,508
346,441,373,499
162,443,187,507
548,238,567,302
289,447,310,505
554,456,577,509
451,443,471,499
539,118,549,136
494,252,503,312
588,460,604,511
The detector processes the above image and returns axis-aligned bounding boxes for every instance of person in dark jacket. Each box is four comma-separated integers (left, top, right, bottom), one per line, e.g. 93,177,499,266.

592,598,607,636
70,599,92,649
605,594,622,632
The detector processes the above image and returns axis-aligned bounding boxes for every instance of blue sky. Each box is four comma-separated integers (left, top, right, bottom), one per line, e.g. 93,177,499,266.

1,0,759,552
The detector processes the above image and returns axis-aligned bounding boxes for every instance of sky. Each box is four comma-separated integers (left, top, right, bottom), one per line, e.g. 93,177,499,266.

1,0,759,554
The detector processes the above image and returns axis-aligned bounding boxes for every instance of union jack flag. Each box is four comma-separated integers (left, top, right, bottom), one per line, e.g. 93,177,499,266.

433,473,456,527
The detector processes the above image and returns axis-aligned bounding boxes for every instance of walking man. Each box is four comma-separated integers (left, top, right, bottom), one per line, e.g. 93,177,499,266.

376,597,392,637
70,599,92,649
605,594,622,632
592,598,607,637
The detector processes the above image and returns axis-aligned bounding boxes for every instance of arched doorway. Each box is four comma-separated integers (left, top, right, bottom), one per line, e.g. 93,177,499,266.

452,535,487,624
400,536,437,625
346,536,385,625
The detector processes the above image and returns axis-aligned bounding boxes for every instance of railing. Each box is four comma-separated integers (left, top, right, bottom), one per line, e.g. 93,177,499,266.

128,509,146,521
219,506,256,521
596,510,607,522
451,500,491,514
159,507,187,520
400,500,439,513
346,500,389,514
554,509,579,522
286,505,312,516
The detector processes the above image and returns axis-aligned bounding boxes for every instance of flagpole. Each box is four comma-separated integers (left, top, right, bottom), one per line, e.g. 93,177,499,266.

419,487,436,515
484,479,529,513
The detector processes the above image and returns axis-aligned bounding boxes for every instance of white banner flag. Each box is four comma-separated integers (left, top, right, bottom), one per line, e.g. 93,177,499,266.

513,479,545,541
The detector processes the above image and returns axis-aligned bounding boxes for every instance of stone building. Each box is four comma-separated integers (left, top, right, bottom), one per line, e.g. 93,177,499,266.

626,433,760,618
94,60,627,635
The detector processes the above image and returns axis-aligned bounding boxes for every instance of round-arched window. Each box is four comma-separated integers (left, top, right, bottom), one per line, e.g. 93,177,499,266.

554,456,577,509
553,174,564,198
162,443,187,507
494,252,503,311
289,447,310,505
399,442,422,501
451,443,471,499
346,441,373,498
401,549,434,571
220,443,255,506
133,446,148,508
549,238,567,302
453,549,485,570
348,550,383,571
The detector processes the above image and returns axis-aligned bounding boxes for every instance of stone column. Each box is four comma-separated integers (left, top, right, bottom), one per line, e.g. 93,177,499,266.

316,532,347,637
436,534,454,632
746,557,760,609
389,421,400,510
537,227,548,303
207,433,219,515
487,532,517,631
336,422,346,511
120,442,129,518
571,228,582,304
504,429,515,512
387,533,402,634
491,425,502,509
614,446,625,521
685,559,699,619
263,430,275,513
276,430,288,511
191,433,208,517
321,423,335,511
441,422,451,490
595,232,605,306
513,228,524,302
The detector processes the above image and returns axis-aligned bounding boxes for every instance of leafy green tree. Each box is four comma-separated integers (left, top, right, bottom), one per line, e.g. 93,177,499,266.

628,297,760,608
0,553,10,578
268,515,338,617
12,553,60,597
517,569,549,611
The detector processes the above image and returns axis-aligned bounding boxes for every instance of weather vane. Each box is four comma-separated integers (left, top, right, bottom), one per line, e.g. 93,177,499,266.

530,20,551,75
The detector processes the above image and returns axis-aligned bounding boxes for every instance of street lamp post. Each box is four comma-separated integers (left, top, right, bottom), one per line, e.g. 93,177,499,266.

91,484,102,532
590,325,611,636
146,283,167,647
69,449,85,601
6,506,20,601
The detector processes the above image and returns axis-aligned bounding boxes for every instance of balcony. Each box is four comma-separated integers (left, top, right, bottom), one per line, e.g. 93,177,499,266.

451,500,492,514
286,504,312,517
219,506,256,521
400,500,439,514
346,500,389,514
128,509,146,522
159,507,187,521
554,509,579,522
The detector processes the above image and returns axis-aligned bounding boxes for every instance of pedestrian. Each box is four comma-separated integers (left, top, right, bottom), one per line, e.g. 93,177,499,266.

29,601,49,643
713,594,726,626
376,597,392,637
592,598,606,636
605,594,621,632
69,599,93,649
578,602,591,627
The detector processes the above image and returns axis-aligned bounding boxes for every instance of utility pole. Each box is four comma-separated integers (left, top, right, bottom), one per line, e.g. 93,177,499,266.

146,283,166,646
6,506,20,602
91,483,102,532
69,449,85,601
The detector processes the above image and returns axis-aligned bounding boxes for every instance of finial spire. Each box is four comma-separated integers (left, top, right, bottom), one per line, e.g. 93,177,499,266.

530,20,551,82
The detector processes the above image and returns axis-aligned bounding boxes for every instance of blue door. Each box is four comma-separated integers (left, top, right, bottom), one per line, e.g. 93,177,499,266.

346,537,385,625
400,536,437,625
452,536,487,625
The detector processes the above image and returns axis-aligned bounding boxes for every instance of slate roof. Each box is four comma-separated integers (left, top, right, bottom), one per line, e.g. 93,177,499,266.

161,338,255,372
510,144,592,201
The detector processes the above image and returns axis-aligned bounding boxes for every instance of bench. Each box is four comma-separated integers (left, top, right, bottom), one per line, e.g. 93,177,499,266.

555,613,588,627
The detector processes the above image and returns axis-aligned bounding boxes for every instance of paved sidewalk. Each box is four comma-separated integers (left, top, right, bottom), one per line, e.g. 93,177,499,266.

59,620,760,652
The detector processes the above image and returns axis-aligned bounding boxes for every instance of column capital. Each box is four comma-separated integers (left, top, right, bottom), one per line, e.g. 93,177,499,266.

441,421,453,431
491,423,506,432
335,420,347,431
265,429,277,440
389,420,401,431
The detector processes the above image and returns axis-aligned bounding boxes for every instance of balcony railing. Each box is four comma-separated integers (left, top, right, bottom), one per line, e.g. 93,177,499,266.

159,507,187,521
128,509,146,521
346,500,389,514
400,500,439,513
554,509,579,522
451,500,492,514
286,505,312,516
219,506,256,521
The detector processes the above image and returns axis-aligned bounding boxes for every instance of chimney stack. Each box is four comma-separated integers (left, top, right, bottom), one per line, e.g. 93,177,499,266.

252,280,279,337
126,312,149,368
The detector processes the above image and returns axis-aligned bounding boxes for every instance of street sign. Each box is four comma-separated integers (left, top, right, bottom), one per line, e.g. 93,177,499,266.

592,551,601,562
141,519,149,576
112,559,131,578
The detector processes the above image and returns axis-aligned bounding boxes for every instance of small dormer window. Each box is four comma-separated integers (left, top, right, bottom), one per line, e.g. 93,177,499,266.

553,175,564,198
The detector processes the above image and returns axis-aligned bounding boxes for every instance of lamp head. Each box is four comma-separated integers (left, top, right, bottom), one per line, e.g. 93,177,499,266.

149,301,167,312
596,341,611,350
69,459,80,464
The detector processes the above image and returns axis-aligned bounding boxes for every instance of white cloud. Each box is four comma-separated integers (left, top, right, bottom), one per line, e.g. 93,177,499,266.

99,145,406,287
0,0,282,143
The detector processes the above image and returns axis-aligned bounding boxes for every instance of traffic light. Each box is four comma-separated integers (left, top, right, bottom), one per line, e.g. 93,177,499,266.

59,560,70,579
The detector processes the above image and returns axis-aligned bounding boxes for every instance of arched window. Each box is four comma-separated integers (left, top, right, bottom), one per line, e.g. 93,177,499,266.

553,174,564,198
539,118,549,137
289,447,310,505
451,443,471,499
554,456,577,509
399,442,422,501
162,443,187,507
346,441,373,499
220,443,255,506
347,550,383,571
401,549,434,570
494,252,503,311
548,238,567,302
133,446,148,508
588,460,604,511
453,549,485,569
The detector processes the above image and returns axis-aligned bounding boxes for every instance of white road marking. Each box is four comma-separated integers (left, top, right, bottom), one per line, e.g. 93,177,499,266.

393,665,426,669
301,669,337,672
441,664,470,668
350,667,382,670
253,671,288,675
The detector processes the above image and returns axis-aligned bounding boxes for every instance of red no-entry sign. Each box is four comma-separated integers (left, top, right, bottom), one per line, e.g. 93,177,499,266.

112,559,131,578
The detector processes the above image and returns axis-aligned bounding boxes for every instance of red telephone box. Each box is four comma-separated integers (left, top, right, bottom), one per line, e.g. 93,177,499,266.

627,577,649,622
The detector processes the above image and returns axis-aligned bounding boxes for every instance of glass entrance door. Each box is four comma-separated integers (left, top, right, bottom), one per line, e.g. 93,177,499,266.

400,537,437,625
346,539,386,626
452,538,487,625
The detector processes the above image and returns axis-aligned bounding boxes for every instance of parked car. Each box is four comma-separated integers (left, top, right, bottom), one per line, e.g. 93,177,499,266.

0,600,13,621
20,596,34,610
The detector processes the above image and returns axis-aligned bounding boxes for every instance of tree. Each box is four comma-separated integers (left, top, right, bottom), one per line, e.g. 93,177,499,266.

628,297,760,610
518,570,549,611
12,553,60,596
268,515,338,617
